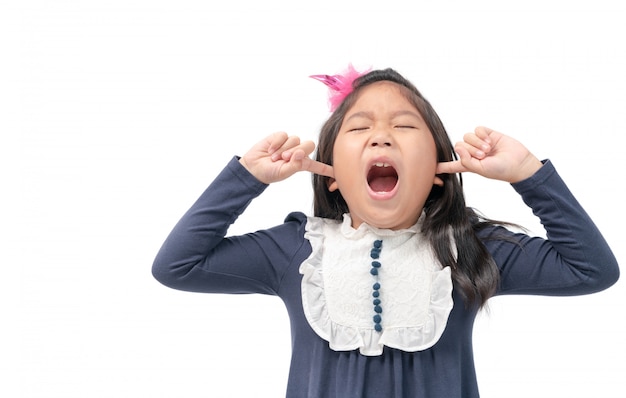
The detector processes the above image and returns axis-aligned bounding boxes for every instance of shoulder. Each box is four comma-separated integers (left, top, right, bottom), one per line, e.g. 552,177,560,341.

284,211,308,224
259,211,310,250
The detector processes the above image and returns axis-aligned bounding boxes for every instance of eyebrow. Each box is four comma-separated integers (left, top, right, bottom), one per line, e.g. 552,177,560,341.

344,110,424,123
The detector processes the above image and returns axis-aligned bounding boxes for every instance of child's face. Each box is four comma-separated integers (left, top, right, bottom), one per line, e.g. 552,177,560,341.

328,81,441,230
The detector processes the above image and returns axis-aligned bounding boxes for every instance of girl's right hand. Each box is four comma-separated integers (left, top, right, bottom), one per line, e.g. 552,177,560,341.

239,132,334,184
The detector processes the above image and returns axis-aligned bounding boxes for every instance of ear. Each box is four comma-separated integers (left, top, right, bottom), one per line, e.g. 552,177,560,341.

328,178,339,192
433,175,444,187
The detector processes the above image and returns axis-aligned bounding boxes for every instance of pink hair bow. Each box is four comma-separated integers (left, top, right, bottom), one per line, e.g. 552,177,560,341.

310,64,370,112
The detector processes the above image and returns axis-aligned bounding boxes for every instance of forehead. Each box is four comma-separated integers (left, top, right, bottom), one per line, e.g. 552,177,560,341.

349,81,417,111
344,81,423,122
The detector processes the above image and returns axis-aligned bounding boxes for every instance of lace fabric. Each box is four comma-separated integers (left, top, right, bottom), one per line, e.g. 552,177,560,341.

300,213,454,356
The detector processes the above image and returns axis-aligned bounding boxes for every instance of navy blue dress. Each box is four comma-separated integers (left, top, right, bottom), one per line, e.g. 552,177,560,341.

152,157,619,397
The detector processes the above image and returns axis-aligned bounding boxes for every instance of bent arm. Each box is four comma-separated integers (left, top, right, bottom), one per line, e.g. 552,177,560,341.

484,160,619,296
151,156,304,295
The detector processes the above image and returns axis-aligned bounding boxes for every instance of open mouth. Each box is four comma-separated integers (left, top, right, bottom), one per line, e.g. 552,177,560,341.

367,162,399,193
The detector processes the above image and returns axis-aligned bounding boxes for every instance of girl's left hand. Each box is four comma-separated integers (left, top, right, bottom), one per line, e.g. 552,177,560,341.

436,126,543,183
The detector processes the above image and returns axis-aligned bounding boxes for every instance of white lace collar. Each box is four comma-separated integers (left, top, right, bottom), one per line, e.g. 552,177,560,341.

299,213,454,356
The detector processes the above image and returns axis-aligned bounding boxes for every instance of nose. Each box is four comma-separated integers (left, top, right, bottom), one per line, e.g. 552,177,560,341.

369,129,393,147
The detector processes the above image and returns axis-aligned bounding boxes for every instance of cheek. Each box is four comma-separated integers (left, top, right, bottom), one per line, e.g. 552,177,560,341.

419,137,439,164
331,139,358,175
406,141,438,178
331,160,354,188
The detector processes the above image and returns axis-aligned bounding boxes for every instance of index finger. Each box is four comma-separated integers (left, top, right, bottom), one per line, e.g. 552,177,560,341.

302,158,334,178
436,160,466,175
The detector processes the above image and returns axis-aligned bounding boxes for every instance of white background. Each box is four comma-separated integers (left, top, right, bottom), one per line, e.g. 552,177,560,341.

4,0,626,397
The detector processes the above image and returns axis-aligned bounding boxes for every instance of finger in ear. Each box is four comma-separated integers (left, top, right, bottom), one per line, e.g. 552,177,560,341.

328,178,338,192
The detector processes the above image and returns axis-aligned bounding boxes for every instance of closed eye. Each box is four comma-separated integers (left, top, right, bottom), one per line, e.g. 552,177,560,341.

348,127,370,132
395,125,418,129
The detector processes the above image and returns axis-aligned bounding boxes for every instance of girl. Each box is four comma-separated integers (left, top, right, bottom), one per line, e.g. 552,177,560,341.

152,67,619,397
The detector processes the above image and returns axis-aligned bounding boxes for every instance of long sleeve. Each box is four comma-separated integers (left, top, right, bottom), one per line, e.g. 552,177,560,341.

151,156,308,296
483,160,619,296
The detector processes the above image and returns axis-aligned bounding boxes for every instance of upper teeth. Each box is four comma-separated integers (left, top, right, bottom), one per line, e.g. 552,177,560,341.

375,162,390,167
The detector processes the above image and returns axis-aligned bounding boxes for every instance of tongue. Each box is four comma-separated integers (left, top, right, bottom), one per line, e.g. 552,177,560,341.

369,176,397,192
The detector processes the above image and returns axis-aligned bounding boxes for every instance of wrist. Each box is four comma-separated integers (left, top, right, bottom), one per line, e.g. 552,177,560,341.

510,156,543,183
238,156,272,185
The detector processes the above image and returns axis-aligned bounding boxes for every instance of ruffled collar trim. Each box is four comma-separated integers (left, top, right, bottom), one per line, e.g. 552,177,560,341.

299,213,454,356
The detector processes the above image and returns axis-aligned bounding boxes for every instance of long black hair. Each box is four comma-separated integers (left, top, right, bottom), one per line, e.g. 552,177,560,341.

312,68,500,308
